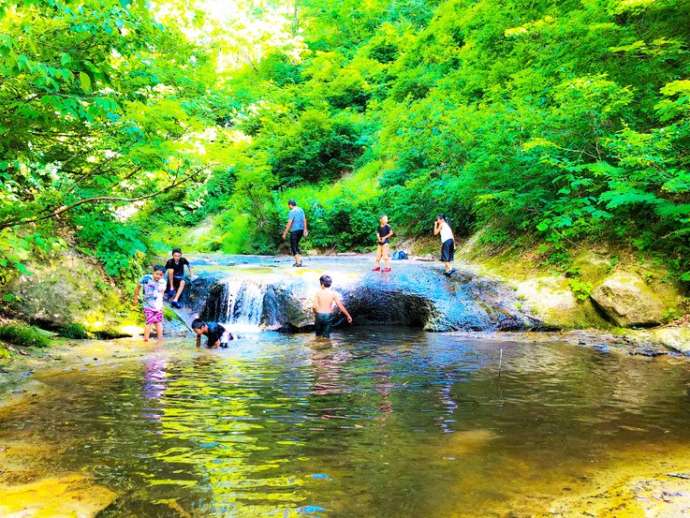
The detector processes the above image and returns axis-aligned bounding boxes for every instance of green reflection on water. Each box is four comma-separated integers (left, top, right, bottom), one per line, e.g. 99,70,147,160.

1,329,689,517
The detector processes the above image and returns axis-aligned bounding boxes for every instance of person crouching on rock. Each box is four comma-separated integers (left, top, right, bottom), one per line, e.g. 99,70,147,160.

191,319,233,349
133,265,166,342
313,275,353,338
434,214,456,277
165,247,192,309
373,214,394,272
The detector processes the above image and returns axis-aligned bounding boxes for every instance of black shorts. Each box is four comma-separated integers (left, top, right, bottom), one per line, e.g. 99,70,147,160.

315,313,332,338
290,230,304,255
172,275,186,289
441,239,455,262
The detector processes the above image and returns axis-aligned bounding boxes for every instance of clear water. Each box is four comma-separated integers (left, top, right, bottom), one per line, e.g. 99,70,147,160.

1,328,689,516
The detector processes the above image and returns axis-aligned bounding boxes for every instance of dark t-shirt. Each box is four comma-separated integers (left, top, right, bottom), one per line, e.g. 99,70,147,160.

378,224,392,244
165,257,189,277
206,322,226,347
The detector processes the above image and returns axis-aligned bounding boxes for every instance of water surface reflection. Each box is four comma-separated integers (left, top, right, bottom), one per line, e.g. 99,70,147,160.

0,328,689,516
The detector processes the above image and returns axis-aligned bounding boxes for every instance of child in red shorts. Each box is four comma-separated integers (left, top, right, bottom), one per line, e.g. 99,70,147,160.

133,265,166,341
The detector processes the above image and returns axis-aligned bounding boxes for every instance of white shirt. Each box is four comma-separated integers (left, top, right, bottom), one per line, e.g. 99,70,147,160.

439,221,454,243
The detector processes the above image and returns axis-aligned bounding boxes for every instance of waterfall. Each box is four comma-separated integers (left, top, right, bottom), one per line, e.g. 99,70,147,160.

219,279,268,333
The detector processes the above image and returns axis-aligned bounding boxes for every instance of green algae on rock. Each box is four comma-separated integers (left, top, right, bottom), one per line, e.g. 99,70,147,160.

2,250,132,337
591,271,668,327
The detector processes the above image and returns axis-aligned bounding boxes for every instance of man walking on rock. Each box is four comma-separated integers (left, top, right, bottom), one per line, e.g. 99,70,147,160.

282,200,308,267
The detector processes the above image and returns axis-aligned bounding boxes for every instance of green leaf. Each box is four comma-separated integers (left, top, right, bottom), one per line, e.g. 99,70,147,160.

79,71,92,92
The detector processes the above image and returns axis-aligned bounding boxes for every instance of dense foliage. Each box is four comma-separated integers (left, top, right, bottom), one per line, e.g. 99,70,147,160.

1,0,689,287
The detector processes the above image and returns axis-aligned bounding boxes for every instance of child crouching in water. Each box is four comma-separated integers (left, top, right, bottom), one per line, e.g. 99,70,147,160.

191,319,234,348
313,274,353,338
134,265,166,341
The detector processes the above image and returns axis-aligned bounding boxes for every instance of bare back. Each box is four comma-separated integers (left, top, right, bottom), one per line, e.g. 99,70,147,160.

313,287,339,314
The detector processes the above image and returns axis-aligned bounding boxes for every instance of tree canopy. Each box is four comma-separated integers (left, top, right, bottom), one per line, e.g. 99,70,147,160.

1,0,689,286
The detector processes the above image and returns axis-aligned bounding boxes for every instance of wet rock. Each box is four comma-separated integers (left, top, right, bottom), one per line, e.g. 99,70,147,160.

628,345,667,358
590,272,665,327
650,326,690,355
197,263,541,332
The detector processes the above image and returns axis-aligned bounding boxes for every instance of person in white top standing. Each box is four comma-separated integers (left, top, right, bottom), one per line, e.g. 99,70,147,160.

433,214,456,277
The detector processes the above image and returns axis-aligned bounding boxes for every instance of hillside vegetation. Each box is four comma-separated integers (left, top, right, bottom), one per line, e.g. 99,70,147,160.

1,0,689,290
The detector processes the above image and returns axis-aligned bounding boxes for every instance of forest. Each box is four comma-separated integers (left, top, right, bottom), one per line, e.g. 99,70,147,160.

1,0,689,290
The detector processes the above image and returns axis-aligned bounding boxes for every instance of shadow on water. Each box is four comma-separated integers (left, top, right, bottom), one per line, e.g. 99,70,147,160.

0,328,689,516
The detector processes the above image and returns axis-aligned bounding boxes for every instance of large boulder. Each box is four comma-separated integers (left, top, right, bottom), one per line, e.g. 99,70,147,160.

590,272,665,327
514,276,607,329
196,262,542,332
2,250,124,330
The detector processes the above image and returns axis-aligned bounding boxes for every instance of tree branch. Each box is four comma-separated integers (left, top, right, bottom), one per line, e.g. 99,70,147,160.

0,168,204,230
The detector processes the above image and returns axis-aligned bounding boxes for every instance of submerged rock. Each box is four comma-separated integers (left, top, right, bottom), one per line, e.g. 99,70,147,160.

0,473,116,517
591,272,665,327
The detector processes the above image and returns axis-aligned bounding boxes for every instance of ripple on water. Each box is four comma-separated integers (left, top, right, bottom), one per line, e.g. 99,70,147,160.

0,328,689,516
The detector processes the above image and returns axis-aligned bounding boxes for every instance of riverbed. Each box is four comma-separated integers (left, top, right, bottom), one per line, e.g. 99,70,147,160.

2,328,690,516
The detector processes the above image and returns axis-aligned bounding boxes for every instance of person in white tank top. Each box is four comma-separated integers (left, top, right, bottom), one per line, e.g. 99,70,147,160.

433,214,456,276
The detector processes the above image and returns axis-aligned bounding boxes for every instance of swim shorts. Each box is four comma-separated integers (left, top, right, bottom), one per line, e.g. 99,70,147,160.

144,308,163,325
314,313,332,338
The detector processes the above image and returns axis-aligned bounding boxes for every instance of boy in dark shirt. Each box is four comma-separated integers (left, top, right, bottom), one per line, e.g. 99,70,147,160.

191,319,233,348
165,248,191,309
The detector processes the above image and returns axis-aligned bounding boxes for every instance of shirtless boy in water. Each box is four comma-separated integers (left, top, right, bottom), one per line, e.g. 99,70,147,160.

313,275,353,338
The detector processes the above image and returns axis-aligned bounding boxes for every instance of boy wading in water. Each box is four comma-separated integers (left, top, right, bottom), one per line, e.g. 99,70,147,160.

165,248,192,309
191,319,234,348
134,265,166,341
313,275,353,338
373,215,393,272
281,200,308,267
434,214,456,276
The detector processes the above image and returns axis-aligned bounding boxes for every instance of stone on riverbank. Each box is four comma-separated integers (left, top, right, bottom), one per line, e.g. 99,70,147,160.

2,250,125,333
650,325,690,355
590,272,666,327
513,276,604,329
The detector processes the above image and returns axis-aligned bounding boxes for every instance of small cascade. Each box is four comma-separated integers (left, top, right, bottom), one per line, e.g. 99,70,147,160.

218,279,270,333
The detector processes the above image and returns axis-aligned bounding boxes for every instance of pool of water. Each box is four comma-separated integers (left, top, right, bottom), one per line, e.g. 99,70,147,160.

1,328,690,516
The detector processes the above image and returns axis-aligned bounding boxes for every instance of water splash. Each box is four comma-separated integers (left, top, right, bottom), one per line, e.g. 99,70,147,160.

219,279,269,333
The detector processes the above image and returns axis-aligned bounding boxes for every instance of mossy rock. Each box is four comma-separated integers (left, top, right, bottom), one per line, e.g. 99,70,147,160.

0,324,51,348
514,277,608,329
591,272,666,327
2,250,125,331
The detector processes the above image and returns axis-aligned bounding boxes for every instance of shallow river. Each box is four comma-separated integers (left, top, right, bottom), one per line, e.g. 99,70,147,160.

2,328,690,516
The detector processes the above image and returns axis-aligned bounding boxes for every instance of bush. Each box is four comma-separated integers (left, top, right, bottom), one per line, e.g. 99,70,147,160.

0,324,50,348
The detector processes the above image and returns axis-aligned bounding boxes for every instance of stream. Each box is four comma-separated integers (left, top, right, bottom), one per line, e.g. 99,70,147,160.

1,256,689,516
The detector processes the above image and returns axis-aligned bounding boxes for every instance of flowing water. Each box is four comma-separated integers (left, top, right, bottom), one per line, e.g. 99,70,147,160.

1,328,690,516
